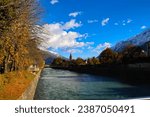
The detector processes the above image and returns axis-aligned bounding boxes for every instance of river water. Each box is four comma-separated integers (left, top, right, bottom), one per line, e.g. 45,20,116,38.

34,68,150,100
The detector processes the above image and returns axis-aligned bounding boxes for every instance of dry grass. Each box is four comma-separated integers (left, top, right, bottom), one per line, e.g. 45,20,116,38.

0,71,35,100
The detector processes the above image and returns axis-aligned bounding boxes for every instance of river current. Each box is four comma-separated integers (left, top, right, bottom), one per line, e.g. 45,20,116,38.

34,68,150,100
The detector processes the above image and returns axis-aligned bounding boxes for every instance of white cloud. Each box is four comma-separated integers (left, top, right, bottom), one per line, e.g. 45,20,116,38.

101,18,110,26
122,21,125,26
141,25,147,29
50,0,59,5
38,26,83,49
127,19,132,23
114,23,119,26
64,42,94,53
123,23,126,26
85,42,95,45
36,20,93,53
63,19,82,30
93,42,112,53
114,19,132,26
87,20,98,23
122,19,132,25
96,42,111,49
64,49,83,54
69,12,82,17
87,46,94,50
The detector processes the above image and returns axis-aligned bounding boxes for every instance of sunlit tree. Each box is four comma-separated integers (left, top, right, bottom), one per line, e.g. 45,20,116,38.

75,58,86,65
0,0,43,73
99,48,118,64
51,57,63,66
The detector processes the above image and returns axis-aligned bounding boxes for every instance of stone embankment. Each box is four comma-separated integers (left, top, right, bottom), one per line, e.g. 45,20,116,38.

17,70,42,100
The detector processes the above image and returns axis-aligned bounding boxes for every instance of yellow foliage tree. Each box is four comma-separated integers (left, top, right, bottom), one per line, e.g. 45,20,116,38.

0,0,44,73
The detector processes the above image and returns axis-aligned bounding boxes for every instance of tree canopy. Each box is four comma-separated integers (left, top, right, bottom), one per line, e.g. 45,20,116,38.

0,0,44,73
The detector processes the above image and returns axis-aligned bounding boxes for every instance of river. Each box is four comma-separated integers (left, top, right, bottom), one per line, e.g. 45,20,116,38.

34,68,150,100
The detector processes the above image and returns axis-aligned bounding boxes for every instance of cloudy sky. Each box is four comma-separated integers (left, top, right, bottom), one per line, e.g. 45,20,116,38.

38,0,150,59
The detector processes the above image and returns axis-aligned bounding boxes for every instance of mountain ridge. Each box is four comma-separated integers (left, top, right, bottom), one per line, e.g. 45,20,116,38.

112,29,150,52
41,50,67,65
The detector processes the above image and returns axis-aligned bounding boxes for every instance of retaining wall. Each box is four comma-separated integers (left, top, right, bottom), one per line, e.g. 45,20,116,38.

17,70,42,100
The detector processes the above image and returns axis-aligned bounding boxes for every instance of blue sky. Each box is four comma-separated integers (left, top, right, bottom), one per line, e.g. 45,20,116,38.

38,0,150,59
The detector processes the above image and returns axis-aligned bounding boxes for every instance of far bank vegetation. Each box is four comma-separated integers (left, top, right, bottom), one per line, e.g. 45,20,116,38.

51,45,149,67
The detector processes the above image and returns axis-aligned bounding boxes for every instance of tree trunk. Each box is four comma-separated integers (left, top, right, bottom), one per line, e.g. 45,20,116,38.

10,60,15,72
3,56,8,73
3,54,11,73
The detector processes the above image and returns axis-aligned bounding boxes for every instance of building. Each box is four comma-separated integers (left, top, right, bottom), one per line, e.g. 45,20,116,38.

69,53,72,61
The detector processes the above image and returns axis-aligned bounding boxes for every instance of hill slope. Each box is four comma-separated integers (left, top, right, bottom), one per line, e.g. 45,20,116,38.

112,29,150,52
41,50,68,65
41,50,60,64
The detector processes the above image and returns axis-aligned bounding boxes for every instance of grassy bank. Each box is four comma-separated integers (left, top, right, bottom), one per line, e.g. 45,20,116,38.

0,71,35,100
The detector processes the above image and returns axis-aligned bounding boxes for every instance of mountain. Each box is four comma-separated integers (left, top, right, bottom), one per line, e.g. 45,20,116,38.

41,50,68,65
112,29,150,52
41,50,60,64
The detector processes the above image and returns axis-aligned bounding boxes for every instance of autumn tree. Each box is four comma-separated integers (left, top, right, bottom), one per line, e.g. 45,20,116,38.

87,57,100,65
51,57,63,66
99,48,118,64
75,58,86,65
87,58,94,65
122,45,146,64
0,0,43,73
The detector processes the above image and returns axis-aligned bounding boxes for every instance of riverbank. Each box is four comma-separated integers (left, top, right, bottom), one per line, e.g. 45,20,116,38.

50,64,150,85
0,70,41,100
17,70,42,100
